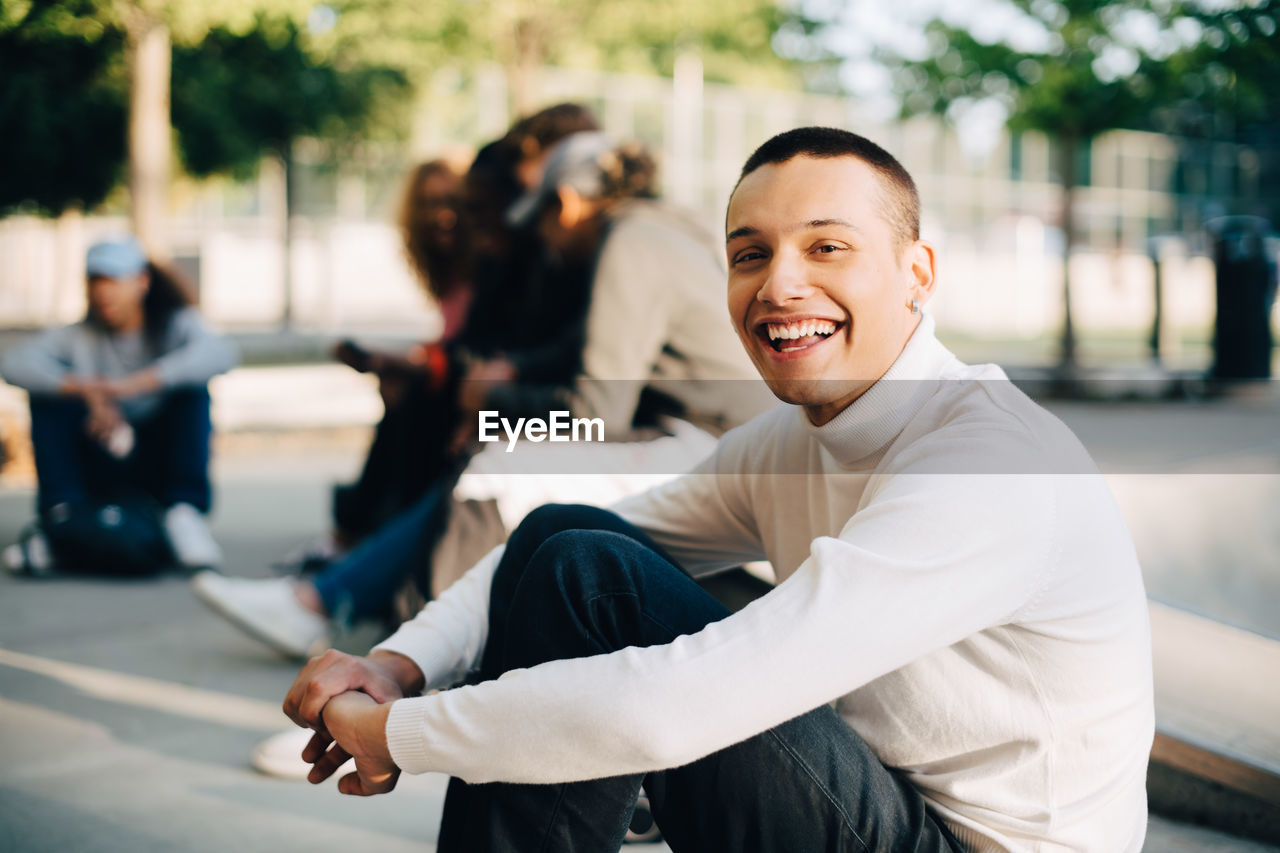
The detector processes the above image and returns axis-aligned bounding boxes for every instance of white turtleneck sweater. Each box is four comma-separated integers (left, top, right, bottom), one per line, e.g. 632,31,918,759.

377,316,1154,852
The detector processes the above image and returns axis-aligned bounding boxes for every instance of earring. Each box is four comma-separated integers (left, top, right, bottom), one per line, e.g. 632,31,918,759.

910,298,920,315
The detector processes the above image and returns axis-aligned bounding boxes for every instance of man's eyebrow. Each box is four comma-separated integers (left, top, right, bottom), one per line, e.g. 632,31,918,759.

725,219,862,243
804,218,862,232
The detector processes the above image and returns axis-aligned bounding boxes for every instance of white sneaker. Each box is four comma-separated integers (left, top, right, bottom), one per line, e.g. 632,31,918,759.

191,571,330,659
3,528,54,577
250,727,317,779
165,503,223,568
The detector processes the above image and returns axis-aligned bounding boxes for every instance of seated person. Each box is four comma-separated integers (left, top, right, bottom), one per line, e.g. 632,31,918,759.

192,131,768,661
315,103,602,561
283,128,1154,851
321,158,473,556
2,236,238,574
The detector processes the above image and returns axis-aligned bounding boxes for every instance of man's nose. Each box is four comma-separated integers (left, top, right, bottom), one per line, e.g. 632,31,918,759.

756,254,813,305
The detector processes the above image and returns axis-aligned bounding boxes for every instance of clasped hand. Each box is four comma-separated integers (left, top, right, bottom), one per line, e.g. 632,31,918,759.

311,692,400,796
283,649,410,797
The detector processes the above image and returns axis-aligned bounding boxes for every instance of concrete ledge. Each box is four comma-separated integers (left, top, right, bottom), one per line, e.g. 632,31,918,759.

1149,601,1280,842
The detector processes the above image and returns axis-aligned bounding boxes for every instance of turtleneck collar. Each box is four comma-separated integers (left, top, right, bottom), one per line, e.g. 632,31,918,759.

801,313,955,467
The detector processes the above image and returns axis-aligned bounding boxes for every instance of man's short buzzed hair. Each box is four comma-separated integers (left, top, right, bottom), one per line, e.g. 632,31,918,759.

736,127,920,248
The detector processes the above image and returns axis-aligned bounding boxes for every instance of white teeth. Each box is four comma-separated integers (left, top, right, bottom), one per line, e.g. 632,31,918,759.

766,320,836,341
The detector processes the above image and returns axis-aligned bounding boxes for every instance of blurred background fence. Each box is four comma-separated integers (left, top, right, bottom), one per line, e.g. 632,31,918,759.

2,0,1277,373
3,60,1274,366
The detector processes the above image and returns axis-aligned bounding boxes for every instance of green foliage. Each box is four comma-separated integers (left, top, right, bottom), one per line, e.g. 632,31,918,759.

170,19,408,178
310,0,802,90
1,0,800,216
0,0,128,215
1150,1,1280,139
540,0,800,87
871,0,1278,143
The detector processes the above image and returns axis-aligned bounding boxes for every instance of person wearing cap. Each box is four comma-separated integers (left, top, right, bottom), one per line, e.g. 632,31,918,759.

1,236,238,574
191,130,770,675
486,129,769,435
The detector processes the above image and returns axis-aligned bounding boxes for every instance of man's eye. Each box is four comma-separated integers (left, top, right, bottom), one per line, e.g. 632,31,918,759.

733,251,765,265
814,244,840,254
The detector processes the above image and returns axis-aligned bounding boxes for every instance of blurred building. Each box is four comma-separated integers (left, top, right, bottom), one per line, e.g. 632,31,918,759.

1,62,1276,367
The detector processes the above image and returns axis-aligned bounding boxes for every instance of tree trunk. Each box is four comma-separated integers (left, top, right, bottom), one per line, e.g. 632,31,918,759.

1056,135,1079,371
124,8,171,261
280,145,296,331
508,14,542,117
1149,241,1164,364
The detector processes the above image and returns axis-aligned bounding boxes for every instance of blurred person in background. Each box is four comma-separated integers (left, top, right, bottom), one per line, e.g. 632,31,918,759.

194,128,770,672
193,108,602,666
282,103,602,572
298,158,471,568
1,236,238,576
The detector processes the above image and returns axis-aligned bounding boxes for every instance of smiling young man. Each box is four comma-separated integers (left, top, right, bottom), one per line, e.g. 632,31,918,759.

283,128,1154,852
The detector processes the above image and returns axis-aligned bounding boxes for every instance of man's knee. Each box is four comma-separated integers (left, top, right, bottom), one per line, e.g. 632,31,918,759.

506,504,619,562
513,503,609,539
523,528,645,601
29,394,87,423
155,386,212,424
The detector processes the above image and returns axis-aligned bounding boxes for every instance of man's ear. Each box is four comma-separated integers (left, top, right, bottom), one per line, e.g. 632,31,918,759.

556,185,584,229
905,240,937,308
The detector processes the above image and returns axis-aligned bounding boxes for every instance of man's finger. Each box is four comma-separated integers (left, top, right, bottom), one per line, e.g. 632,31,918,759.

306,744,351,785
337,771,369,796
337,769,397,797
282,664,320,728
301,730,332,764
299,676,342,730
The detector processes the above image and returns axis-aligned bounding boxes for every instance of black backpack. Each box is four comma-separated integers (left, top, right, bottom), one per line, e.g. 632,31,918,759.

42,497,174,576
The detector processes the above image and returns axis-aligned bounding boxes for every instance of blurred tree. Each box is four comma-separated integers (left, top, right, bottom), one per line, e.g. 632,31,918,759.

170,18,408,326
309,0,801,115
0,0,312,242
170,21,407,179
1153,1,1280,140
0,0,127,216
790,0,1278,371
108,0,313,257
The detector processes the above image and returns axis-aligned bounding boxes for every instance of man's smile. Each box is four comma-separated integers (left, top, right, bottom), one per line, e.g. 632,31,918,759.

753,315,844,357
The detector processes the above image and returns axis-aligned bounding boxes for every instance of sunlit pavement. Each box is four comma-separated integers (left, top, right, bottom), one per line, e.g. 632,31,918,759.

1,381,1278,851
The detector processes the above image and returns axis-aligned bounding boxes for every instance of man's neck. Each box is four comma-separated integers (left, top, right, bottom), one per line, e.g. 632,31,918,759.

803,315,924,426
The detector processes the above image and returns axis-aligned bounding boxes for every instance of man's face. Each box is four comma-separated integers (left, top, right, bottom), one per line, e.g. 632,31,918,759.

88,272,148,331
725,155,934,425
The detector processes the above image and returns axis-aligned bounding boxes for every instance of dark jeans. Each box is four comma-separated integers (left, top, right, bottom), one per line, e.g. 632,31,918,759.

436,504,961,853
332,378,457,540
28,389,213,516
313,480,449,624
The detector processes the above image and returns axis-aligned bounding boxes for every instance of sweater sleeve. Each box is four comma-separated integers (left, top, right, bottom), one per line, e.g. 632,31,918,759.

150,308,239,387
0,325,78,393
372,545,504,691
381,432,1059,782
609,431,766,575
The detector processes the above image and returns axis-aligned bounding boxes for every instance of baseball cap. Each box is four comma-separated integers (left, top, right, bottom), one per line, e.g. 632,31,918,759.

506,131,615,228
86,237,148,279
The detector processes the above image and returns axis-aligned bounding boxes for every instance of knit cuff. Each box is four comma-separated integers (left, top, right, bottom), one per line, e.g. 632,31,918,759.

384,697,434,775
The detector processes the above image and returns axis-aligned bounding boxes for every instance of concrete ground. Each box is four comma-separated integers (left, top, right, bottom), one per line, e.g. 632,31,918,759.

0,438,679,852
1,369,1278,850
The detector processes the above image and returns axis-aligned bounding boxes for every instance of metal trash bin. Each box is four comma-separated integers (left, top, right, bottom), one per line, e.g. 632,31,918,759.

1208,216,1277,380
